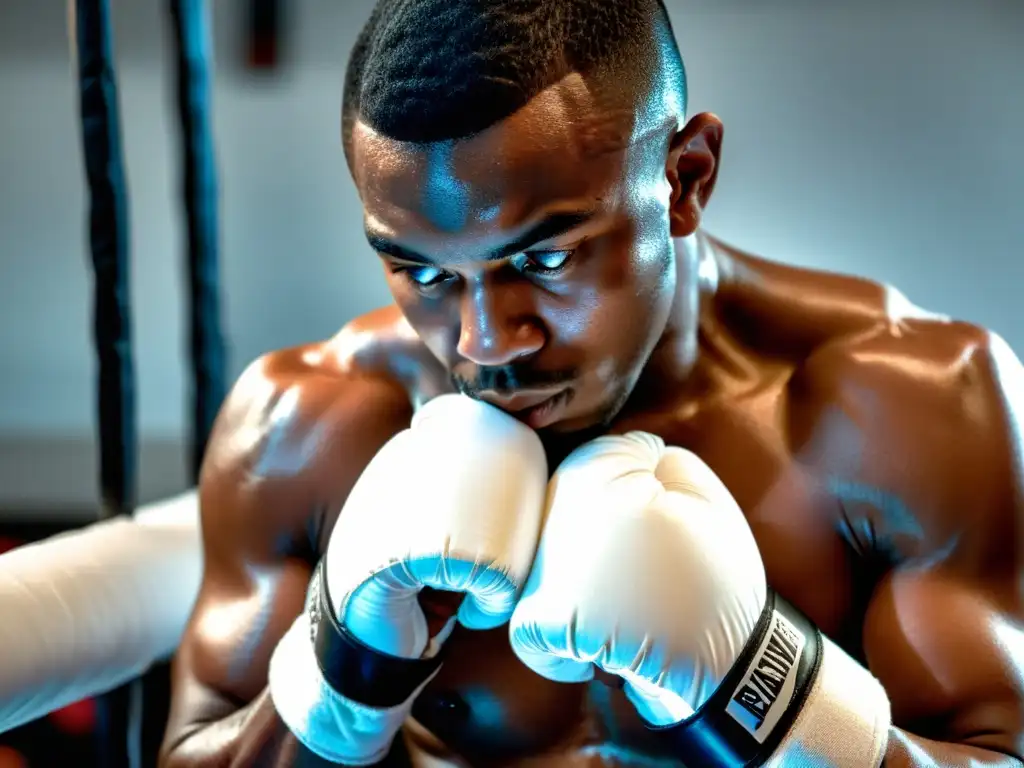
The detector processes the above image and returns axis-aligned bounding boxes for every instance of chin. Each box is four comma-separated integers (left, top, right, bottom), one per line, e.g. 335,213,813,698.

540,416,594,436
543,394,622,437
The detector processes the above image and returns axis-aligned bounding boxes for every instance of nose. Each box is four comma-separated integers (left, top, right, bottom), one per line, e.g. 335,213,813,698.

456,276,545,366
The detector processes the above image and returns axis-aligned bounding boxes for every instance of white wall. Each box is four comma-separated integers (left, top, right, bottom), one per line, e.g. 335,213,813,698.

0,0,1021,508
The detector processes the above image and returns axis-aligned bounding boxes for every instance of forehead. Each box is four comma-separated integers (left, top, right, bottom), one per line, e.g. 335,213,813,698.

351,74,663,240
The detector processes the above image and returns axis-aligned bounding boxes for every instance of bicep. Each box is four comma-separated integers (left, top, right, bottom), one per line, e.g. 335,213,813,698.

863,566,1024,758
176,552,313,708
165,480,314,748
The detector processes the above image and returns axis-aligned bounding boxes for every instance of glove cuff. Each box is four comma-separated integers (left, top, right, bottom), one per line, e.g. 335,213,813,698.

312,557,446,707
267,560,445,765
270,611,435,765
764,629,890,767
652,590,890,767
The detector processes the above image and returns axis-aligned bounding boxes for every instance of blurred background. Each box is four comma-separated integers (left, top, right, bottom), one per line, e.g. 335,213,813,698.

0,0,1021,761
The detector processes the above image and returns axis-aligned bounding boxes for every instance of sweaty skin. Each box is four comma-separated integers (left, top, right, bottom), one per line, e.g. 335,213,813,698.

160,74,1024,768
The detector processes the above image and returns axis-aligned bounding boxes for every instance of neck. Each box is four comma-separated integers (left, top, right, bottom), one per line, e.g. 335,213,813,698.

625,232,720,409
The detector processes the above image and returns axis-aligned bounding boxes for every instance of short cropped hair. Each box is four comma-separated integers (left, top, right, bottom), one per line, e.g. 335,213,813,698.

342,0,686,162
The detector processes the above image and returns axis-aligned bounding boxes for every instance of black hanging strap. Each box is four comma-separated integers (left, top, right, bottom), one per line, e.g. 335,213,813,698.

75,0,137,519
169,0,227,483
73,0,141,766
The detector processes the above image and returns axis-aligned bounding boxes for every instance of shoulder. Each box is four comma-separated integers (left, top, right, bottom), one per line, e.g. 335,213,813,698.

791,304,1024,564
712,239,921,356
199,307,423,564
812,321,1024,751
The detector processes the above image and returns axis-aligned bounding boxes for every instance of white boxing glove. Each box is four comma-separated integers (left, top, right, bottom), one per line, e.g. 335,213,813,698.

509,431,765,723
270,394,547,765
509,432,891,767
327,392,548,656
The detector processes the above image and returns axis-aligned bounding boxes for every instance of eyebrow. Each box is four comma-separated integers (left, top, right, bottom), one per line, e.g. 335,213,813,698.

366,210,594,265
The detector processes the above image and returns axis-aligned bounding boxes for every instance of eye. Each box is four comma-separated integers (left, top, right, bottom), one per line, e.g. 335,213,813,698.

394,264,452,289
513,249,576,276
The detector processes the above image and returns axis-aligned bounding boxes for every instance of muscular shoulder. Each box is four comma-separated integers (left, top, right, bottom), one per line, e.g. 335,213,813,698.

713,241,933,357
199,307,421,565
790,309,1024,566
794,314,1024,754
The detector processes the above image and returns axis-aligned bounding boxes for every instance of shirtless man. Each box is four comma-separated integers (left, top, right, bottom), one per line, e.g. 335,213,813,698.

158,0,1024,765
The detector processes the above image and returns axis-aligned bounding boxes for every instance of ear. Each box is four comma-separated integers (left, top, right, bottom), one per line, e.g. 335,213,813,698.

666,113,724,238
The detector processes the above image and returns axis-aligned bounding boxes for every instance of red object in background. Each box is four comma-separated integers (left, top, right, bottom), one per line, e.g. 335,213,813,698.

247,0,283,70
0,537,19,555
48,700,97,737
0,746,27,768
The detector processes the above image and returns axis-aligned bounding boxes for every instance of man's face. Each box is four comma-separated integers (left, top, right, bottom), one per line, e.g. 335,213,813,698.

351,75,680,433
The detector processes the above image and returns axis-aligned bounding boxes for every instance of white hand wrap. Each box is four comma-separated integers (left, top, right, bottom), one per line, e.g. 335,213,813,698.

0,492,201,734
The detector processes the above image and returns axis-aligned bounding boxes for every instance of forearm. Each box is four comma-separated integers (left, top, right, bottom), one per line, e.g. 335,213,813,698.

161,689,408,768
162,689,319,768
884,727,1023,768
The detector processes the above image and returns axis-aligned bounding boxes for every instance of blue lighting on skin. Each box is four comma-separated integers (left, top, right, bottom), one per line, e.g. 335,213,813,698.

422,141,471,234
826,479,924,540
459,686,508,729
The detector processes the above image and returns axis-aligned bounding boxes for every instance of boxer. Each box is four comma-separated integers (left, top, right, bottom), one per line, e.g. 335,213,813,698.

159,0,1024,766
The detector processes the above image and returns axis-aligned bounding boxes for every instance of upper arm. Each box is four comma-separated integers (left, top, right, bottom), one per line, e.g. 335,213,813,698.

804,324,1024,758
163,348,413,746
863,565,1023,759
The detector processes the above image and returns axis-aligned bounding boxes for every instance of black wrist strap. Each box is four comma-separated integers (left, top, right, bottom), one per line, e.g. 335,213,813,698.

308,558,447,709
652,590,823,767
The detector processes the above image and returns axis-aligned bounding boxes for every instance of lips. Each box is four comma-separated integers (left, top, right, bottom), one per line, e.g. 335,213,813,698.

478,388,566,414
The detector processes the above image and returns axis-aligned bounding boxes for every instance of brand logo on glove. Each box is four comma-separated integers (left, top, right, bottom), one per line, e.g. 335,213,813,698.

307,564,324,645
725,610,806,743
